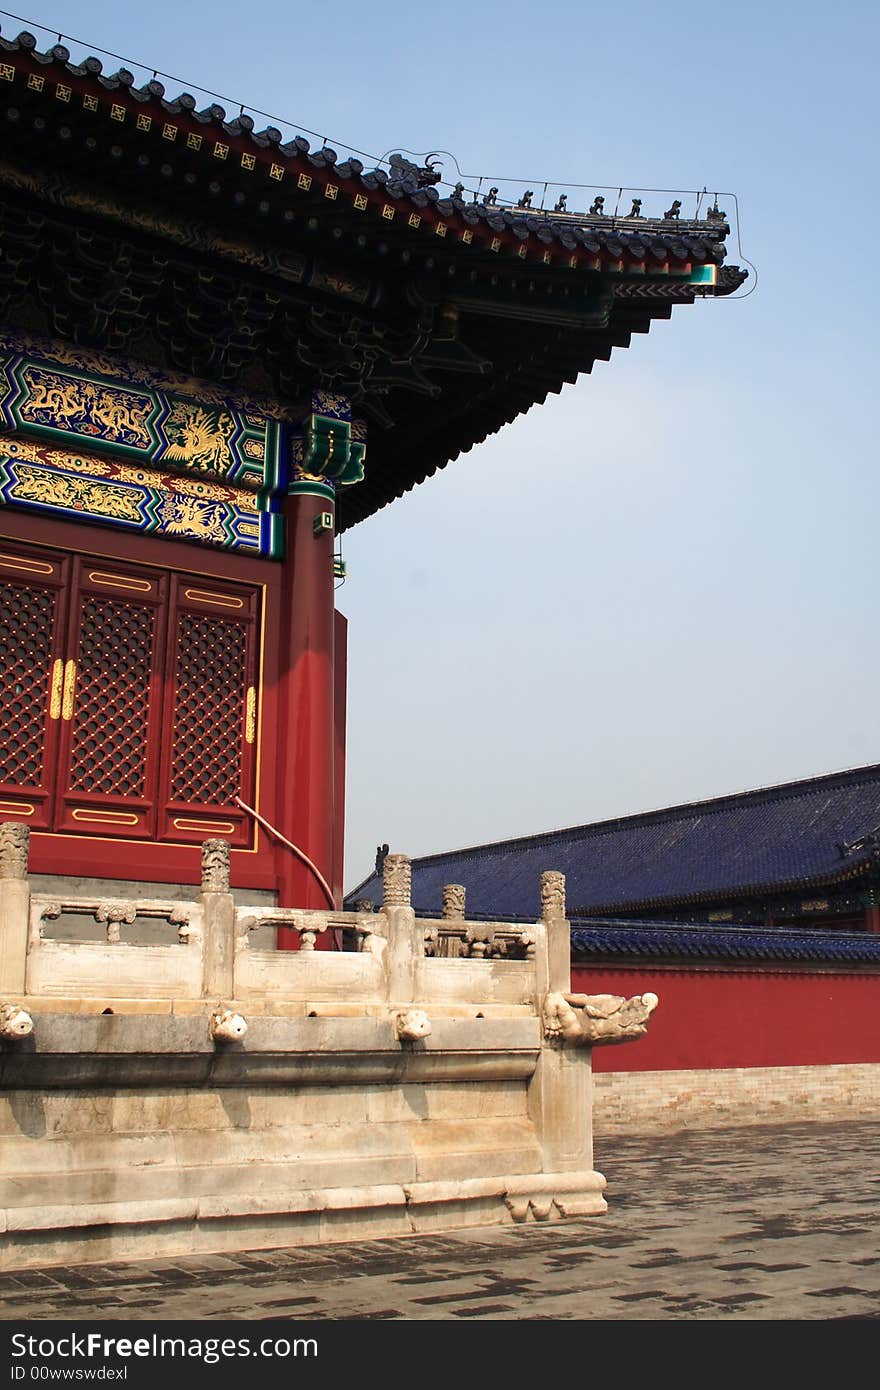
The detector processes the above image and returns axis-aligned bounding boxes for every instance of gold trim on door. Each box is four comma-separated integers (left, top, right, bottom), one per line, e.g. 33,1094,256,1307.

71,809,140,825
88,571,153,592
184,588,245,609
172,818,236,834
49,658,64,719
0,552,55,575
245,685,257,744
60,659,77,720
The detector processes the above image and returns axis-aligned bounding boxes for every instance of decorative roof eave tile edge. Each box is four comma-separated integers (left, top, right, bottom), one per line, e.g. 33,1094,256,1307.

0,34,736,284
569,919,880,964
569,938,880,968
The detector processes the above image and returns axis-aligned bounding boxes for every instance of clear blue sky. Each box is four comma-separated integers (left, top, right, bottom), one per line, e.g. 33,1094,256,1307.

10,1,879,887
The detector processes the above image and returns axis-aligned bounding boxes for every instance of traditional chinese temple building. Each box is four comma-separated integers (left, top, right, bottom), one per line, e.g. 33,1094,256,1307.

0,27,745,918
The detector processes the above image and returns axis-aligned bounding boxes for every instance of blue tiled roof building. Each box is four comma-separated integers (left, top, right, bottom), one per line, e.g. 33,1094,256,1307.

347,764,880,965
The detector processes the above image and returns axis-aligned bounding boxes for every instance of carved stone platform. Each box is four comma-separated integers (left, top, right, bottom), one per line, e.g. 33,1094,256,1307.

0,835,655,1269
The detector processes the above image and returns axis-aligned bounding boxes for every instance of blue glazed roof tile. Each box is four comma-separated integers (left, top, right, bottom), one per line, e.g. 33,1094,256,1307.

570,920,880,965
345,763,880,920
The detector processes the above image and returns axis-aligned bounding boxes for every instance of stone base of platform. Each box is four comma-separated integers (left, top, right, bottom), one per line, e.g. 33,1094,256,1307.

2,1170,608,1270
593,1062,880,1134
0,1005,611,1271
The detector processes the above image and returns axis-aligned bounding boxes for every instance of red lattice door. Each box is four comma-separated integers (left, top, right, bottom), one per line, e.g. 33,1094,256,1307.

158,577,260,848
53,561,169,840
0,542,70,830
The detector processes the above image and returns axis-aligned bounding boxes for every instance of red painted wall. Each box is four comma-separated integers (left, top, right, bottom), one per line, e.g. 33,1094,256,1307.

573,965,880,1071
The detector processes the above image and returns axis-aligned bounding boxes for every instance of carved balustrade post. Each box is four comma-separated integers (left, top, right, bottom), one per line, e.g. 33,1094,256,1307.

0,824,30,993
540,869,571,994
434,883,466,958
382,854,411,908
382,853,418,1003
441,884,466,920
200,839,235,999
528,868,593,1173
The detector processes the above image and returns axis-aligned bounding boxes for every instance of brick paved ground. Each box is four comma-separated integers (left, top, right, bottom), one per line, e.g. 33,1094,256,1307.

1,1121,878,1321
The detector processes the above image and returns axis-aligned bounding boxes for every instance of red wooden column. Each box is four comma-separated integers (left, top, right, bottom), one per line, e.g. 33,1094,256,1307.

866,905,880,934
272,402,364,944
275,486,337,927
332,609,348,909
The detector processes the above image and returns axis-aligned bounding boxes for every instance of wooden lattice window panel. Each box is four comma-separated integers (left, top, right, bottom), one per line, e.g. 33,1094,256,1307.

0,580,55,785
170,613,247,804
68,598,156,796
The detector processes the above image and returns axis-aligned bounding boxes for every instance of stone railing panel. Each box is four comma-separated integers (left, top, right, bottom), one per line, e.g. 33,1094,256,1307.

25,896,203,999
233,907,388,1002
422,918,538,961
29,896,200,947
416,949,537,1007
235,907,386,955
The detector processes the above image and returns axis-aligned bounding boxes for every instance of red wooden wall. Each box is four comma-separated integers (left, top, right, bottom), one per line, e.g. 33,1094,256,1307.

573,965,880,1071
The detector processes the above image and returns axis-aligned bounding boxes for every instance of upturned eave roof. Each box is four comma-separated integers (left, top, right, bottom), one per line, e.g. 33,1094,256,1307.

0,29,743,279
0,27,747,529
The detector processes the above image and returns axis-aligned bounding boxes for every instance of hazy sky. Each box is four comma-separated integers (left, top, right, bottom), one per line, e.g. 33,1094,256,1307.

12,1,879,887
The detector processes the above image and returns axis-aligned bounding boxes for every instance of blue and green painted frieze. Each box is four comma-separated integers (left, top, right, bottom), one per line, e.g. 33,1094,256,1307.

0,342,283,493
0,437,281,557
0,336,366,554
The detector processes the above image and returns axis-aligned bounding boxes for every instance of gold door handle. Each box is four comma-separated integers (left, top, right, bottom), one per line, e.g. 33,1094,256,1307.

245,685,256,744
61,659,77,721
49,659,64,720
